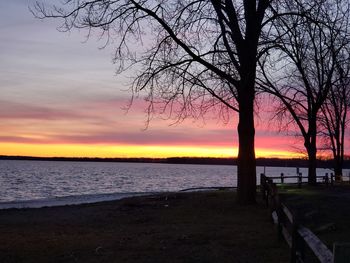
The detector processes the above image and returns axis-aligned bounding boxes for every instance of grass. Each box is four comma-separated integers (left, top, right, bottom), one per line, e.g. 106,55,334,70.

0,191,289,263
279,184,350,249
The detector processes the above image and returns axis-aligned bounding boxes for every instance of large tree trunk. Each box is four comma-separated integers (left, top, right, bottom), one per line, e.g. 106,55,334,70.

235,12,262,204
237,103,256,204
334,160,343,178
307,146,317,185
334,146,343,178
236,73,256,204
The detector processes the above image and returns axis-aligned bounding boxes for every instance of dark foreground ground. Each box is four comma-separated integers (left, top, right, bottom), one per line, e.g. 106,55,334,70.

280,184,350,248
0,191,289,263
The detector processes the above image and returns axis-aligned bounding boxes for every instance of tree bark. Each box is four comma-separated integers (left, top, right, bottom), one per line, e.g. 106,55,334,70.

334,162,343,178
237,102,256,204
307,146,317,185
334,151,343,178
236,67,256,204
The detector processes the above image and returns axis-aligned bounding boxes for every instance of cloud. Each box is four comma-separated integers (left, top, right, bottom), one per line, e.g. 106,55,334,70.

0,100,88,120
0,136,42,144
61,128,234,145
0,127,234,146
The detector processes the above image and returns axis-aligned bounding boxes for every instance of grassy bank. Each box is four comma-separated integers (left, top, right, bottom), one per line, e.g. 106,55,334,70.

280,184,350,249
0,191,289,263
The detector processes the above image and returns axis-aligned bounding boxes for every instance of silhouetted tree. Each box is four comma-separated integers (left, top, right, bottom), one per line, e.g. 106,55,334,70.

33,0,279,204
319,2,350,177
320,55,350,178
258,0,349,184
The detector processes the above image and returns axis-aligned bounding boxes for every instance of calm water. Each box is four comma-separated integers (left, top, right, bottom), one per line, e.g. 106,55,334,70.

0,160,344,202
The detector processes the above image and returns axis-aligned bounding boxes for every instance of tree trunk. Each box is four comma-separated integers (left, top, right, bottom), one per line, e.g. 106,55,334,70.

307,146,317,185
334,156,343,178
335,118,346,178
236,78,256,204
235,23,260,204
307,118,317,185
334,163,343,178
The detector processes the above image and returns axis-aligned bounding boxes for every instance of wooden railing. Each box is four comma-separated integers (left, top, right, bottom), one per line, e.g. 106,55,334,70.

260,173,336,188
260,172,350,187
261,174,348,263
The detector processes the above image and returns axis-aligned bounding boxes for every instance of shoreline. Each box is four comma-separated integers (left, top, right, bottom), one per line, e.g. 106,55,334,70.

0,192,160,210
0,187,235,210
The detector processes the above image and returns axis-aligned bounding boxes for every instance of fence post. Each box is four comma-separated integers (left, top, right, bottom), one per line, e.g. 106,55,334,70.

296,228,305,262
281,173,284,184
333,243,350,263
298,173,302,188
290,210,299,263
325,173,329,186
267,179,273,208
260,173,266,201
289,210,306,263
331,173,334,186
270,183,278,211
276,201,284,241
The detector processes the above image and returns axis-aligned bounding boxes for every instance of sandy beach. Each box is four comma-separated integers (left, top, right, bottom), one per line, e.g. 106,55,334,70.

0,191,289,263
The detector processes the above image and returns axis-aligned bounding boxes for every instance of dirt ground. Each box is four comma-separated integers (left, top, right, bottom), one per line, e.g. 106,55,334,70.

0,191,289,263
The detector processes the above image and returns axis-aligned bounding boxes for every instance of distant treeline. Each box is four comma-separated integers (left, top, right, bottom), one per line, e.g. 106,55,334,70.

1,155,350,169
166,157,350,169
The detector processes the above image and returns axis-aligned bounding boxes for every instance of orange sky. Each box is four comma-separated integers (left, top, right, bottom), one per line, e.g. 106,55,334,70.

0,86,304,158
0,98,304,158
0,96,303,158
0,143,303,159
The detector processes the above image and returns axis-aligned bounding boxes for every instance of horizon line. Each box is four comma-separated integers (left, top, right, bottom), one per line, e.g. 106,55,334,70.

0,154,325,161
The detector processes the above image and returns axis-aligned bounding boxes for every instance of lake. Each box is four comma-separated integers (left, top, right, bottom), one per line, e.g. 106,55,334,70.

0,160,345,204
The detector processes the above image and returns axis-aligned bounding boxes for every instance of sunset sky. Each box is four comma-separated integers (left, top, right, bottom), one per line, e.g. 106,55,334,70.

0,0,343,159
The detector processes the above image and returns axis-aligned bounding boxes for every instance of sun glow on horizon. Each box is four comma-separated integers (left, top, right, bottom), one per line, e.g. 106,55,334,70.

0,142,303,159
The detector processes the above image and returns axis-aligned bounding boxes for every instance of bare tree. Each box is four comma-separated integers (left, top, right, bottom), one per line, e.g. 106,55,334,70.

320,51,350,178
318,3,350,177
258,0,348,184
32,0,278,204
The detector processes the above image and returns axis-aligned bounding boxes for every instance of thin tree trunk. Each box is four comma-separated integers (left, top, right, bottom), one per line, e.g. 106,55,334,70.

338,116,346,177
334,138,343,178
307,117,317,185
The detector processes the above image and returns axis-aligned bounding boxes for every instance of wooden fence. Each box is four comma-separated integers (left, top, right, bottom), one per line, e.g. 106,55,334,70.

260,172,350,187
260,173,336,188
261,174,348,263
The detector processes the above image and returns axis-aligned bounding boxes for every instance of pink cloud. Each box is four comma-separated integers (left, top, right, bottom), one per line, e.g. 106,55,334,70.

0,100,89,120
0,128,235,147
0,136,43,144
